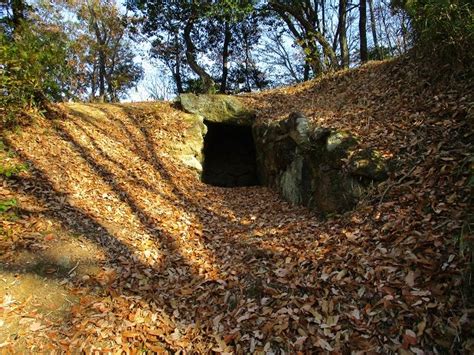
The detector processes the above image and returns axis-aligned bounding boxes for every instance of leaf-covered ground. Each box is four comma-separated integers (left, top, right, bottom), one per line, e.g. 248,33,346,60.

1,57,473,352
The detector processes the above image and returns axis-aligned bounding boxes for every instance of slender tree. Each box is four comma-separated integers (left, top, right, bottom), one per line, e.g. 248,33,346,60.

0,0,27,34
368,0,380,59
260,30,306,84
183,6,215,93
147,10,186,94
359,0,368,62
338,0,349,68
130,0,258,94
40,0,143,101
78,0,142,101
11,0,26,30
268,0,338,75
85,1,107,101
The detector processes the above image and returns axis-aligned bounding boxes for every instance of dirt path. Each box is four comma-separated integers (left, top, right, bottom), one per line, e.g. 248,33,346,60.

1,65,472,353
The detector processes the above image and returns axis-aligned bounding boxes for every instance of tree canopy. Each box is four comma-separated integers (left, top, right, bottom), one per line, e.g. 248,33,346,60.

1,0,472,123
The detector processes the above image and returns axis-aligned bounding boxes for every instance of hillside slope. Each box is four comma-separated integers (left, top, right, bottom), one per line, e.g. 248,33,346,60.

1,57,472,352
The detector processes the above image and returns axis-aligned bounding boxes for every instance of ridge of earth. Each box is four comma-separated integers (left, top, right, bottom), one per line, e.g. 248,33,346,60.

0,56,472,352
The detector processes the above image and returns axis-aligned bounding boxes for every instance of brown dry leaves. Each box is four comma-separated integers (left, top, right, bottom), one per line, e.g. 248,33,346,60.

1,58,472,352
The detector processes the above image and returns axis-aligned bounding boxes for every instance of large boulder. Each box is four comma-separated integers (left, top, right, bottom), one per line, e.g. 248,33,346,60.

172,113,207,174
179,93,256,126
253,112,388,214
347,148,388,181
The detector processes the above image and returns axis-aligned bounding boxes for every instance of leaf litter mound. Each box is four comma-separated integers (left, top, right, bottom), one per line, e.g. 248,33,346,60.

1,57,473,353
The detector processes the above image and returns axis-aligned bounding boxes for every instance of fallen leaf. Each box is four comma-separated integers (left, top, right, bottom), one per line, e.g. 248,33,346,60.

402,329,417,349
405,271,416,287
30,321,44,332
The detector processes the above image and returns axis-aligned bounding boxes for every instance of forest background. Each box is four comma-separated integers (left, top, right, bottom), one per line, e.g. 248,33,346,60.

1,0,473,126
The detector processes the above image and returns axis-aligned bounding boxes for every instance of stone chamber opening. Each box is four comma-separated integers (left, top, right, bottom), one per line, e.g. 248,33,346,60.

202,121,259,187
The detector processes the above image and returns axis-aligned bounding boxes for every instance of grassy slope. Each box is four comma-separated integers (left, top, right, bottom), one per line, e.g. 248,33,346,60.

0,57,472,352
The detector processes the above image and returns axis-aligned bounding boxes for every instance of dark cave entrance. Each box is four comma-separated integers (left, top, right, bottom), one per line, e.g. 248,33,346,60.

202,121,259,187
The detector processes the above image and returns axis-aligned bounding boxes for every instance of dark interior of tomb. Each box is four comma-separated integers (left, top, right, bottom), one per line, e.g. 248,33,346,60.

202,121,259,187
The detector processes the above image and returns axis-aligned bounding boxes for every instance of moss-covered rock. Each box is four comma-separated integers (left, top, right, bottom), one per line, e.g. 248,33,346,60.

348,148,388,181
326,131,358,157
253,112,388,214
179,93,256,126
174,103,388,213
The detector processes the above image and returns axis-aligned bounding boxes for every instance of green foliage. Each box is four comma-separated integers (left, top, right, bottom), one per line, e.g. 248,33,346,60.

205,0,255,22
106,45,144,102
129,0,261,94
0,22,71,126
0,139,28,176
0,162,28,177
0,199,17,213
368,46,394,60
394,0,474,67
184,78,217,95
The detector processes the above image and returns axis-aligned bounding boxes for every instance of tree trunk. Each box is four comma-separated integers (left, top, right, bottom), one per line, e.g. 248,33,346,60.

174,61,184,94
303,63,310,81
270,2,338,73
88,1,107,102
306,43,323,75
184,16,215,94
338,0,349,68
106,76,115,102
106,54,116,102
380,4,394,55
105,29,125,102
244,32,251,92
98,51,106,102
11,0,25,31
174,32,184,94
91,61,97,100
359,0,368,63
321,0,326,37
368,0,380,59
220,21,231,94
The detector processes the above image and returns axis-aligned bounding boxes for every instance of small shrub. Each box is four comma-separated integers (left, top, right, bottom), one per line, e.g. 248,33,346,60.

0,198,17,213
394,0,474,68
0,162,28,177
368,46,394,60
0,22,72,127
184,78,218,95
0,139,28,176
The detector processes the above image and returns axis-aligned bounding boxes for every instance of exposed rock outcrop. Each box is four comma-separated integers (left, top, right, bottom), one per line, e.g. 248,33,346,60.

253,112,388,213
176,93,388,213
176,93,256,176
172,113,207,173
179,93,256,126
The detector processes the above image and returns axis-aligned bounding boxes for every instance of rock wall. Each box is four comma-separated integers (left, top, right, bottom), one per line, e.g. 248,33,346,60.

253,112,387,213
178,94,388,213
177,93,257,177
179,93,256,126
172,113,207,174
